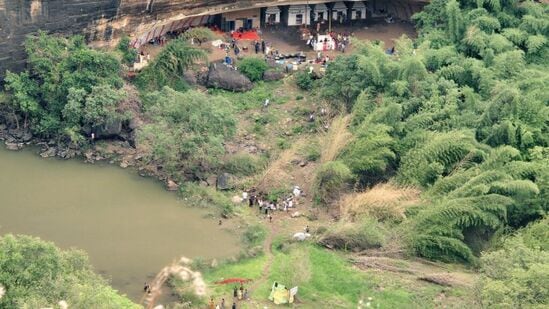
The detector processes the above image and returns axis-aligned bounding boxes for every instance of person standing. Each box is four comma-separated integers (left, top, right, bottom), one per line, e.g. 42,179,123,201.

220,298,226,309
233,286,238,298
232,302,237,309
261,40,266,53
209,297,215,309
255,41,260,54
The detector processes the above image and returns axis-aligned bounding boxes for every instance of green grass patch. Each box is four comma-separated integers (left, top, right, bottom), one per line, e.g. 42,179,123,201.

223,153,267,177
179,183,234,217
208,81,284,111
260,244,449,308
204,255,267,296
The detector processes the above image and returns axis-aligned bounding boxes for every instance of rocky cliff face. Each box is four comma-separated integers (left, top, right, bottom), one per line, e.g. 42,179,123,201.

0,0,424,77
0,0,239,76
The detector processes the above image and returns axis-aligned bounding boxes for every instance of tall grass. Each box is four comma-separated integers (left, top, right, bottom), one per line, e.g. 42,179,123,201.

339,183,421,223
321,115,353,163
319,218,386,251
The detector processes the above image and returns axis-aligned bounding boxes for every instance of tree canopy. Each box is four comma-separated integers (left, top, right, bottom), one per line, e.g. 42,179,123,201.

318,0,548,263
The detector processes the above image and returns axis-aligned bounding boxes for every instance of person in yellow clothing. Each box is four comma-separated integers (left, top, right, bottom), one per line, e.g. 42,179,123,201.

209,296,215,309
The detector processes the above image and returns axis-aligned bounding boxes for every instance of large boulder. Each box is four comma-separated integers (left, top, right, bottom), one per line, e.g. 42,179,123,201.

183,70,198,86
263,70,285,82
96,119,123,139
206,64,253,92
216,172,236,190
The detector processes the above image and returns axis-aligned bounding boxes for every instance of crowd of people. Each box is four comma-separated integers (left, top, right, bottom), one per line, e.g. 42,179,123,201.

306,31,352,53
242,185,303,223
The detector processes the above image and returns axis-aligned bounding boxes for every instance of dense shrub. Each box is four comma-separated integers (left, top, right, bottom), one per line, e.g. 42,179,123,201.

477,218,549,307
237,58,268,82
3,32,125,142
138,87,236,177
0,234,137,308
116,36,137,65
313,161,354,206
295,71,314,90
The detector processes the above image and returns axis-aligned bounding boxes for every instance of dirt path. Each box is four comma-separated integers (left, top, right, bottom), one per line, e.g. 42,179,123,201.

249,220,277,293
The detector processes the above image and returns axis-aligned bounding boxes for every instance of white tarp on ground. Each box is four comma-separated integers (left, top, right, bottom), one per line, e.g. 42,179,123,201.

293,232,311,241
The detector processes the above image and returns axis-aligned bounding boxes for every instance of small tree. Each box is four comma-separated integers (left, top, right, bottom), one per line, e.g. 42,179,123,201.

135,38,206,92
116,36,137,65
237,58,269,82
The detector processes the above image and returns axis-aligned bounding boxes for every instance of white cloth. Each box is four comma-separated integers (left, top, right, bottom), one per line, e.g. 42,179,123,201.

293,232,311,241
293,186,301,197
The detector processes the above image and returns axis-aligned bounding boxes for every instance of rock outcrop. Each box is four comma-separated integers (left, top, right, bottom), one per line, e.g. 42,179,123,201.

206,63,253,92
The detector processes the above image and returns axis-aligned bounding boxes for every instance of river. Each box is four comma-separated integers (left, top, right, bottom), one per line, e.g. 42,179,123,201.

0,146,240,301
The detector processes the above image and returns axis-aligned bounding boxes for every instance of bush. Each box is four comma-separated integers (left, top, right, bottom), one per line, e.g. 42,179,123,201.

223,153,266,176
313,161,354,206
301,140,321,162
295,71,314,90
276,137,291,150
477,218,549,307
180,27,216,43
237,58,269,82
318,218,386,251
242,224,268,247
117,36,137,65
179,183,234,217
266,187,289,202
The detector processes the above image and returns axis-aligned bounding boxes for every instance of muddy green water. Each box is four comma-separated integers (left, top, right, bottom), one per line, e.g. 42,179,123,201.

0,147,240,301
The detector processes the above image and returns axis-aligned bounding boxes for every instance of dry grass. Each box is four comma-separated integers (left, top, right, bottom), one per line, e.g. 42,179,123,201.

339,183,421,222
256,142,300,192
320,115,353,163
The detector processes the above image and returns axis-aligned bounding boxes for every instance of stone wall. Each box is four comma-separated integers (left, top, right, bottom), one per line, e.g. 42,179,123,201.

0,0,426,78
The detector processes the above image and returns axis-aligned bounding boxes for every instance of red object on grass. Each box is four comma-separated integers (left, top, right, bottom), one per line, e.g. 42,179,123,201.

214,278,252,285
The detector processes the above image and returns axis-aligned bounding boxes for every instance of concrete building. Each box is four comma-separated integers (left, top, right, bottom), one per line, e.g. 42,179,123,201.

220,8,261,31
313,3,329,22
351,1,368,20
331,2,348,23
287,4,312,26
264,6,282,26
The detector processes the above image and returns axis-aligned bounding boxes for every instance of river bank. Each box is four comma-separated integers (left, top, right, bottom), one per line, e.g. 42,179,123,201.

0,122,190,191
